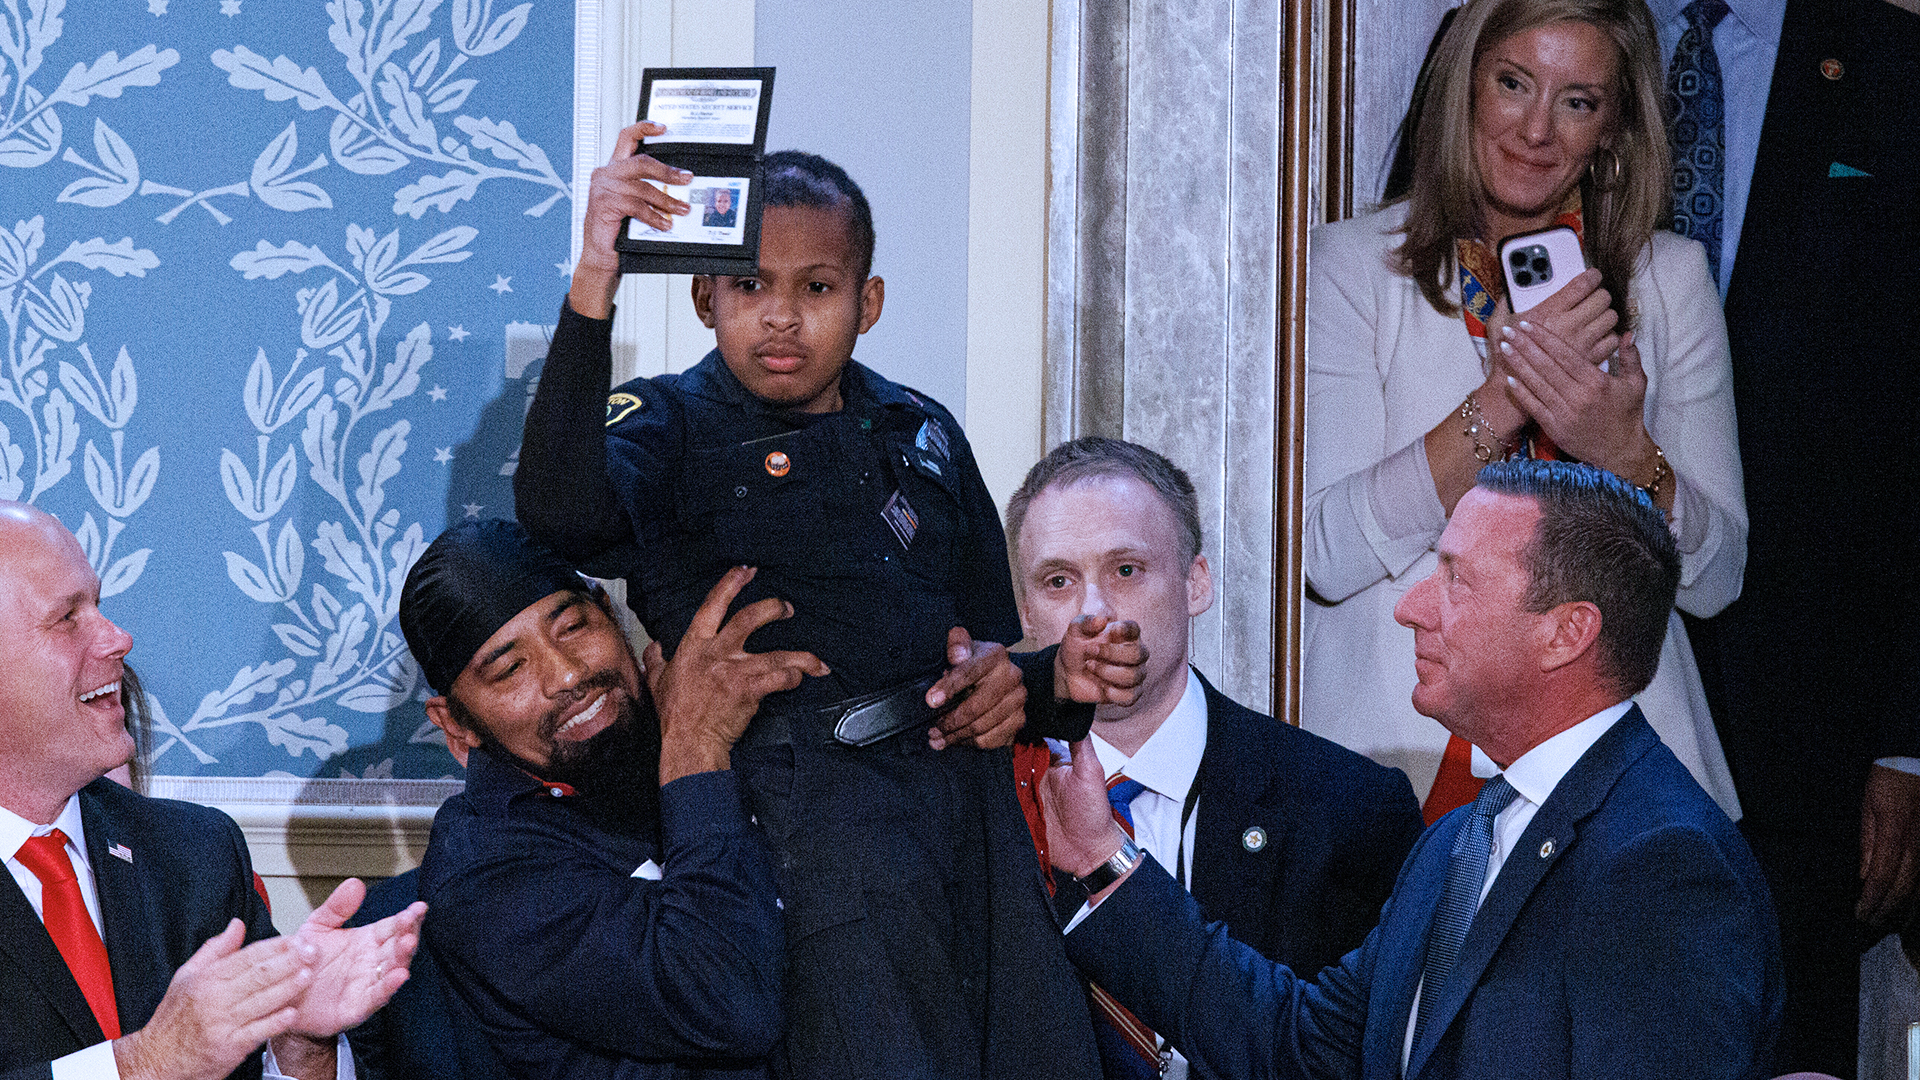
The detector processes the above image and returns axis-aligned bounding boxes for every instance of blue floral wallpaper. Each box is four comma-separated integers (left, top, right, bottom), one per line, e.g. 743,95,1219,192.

1,0,574,779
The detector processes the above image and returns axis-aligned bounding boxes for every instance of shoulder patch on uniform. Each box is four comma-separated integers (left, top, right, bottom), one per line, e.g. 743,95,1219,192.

606,392,645,426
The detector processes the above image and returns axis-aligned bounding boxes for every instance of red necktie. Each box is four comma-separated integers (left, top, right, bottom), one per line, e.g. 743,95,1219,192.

16,831,121,1038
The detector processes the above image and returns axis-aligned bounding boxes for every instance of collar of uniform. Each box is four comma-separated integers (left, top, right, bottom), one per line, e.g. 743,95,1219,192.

1088,667,1209,805
678,348,922,420
461,744,576,814
1495,699,1633,813
0,793,88,868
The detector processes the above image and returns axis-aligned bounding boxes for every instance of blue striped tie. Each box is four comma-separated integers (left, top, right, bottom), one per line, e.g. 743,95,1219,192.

1666,0,1731,282
1411,774,1517,1055
1107,776,1147,834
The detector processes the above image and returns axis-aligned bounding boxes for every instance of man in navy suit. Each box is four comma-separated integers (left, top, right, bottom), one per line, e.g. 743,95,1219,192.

1005,438,1424,1079
0,501,424,1080
1042,460,1783,1080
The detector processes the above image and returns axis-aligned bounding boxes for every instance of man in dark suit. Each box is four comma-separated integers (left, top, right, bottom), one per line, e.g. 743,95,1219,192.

1660,1,1920,1072
0,501,424,1080
1042,460,1783,1080
1004,437,1424,1078
399,519,836,1078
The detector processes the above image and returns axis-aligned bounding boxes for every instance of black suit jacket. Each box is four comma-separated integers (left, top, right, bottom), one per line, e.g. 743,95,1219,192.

1691,0,1920,828
1186,672,1423,980
0,778,275,1080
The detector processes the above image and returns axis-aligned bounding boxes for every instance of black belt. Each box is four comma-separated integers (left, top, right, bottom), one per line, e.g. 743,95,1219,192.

737,669,950,750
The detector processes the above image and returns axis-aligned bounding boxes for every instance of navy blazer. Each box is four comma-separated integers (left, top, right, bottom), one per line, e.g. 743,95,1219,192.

0,778,276,1080
1068,709,1784,1080
1693,0,1920,824
1187,672,1422,980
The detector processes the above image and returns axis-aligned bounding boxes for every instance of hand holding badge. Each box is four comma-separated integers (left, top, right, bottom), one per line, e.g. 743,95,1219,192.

614,67,775,277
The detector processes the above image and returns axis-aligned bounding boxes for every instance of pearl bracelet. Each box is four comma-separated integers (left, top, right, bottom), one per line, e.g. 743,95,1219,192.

1640,445,1670,499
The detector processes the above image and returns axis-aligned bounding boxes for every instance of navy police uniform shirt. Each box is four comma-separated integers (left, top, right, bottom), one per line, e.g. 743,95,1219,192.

519,302,1021,716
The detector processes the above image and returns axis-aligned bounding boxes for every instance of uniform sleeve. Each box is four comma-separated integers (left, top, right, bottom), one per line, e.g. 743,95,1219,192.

426,773,785,1077
1640,237,1748,617
513,299,642,575
1302,220,1450,604
941,412,1023,646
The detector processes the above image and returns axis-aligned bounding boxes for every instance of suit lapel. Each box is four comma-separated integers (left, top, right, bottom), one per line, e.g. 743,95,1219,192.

1367,814,1457,1078
1405,709,1658,1079
1190,674,1288,933
82,783,170,1035
0,823,106,1045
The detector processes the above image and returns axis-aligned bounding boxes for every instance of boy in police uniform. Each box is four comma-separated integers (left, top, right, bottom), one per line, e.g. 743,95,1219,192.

514,123,1125,1080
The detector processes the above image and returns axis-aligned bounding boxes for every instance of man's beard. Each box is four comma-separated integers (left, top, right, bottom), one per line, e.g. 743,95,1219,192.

454,675,664,838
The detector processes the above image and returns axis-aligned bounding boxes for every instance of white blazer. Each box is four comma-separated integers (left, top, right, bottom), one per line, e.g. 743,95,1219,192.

1302,202,1746,817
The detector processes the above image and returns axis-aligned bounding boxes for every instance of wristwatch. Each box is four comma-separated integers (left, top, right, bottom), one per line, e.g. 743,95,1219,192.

1073,834,1144,898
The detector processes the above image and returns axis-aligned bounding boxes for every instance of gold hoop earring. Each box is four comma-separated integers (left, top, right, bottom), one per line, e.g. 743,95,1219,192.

1589,146,1623,191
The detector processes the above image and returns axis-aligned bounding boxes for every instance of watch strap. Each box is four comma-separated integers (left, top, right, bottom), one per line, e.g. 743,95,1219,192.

1074,835,1143,898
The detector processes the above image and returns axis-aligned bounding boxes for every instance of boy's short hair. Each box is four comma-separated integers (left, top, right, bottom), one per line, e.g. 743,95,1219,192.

763,150,877,281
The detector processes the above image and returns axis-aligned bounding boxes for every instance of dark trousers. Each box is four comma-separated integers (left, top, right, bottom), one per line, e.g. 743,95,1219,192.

733,730,1098,1080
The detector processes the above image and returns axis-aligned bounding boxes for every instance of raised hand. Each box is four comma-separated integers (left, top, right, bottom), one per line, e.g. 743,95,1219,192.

1055,614,1147,707
113,921,308,1080
570,120,696,318
1040,738,1131,888
1500,320,1654,481
647,566,830,782
285,878,424,1038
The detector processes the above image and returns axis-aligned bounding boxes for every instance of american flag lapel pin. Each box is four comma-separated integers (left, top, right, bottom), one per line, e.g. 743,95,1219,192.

107,842,133,864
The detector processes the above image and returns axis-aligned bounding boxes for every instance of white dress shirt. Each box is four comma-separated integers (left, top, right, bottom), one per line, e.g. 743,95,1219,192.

1402,701,1634,1072
3,794,346,1080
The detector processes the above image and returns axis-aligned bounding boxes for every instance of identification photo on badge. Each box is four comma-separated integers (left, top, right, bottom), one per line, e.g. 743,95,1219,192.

626,178,752,247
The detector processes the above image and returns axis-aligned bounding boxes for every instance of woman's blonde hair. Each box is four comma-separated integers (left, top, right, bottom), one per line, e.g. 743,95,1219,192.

1392,0,1669,330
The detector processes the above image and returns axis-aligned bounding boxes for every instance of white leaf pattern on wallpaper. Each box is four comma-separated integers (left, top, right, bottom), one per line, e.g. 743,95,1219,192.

0,215,159,587
11,1,566,777
213,0,564,221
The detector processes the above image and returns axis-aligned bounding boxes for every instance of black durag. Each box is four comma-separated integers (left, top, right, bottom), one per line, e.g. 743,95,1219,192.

399,518,587,695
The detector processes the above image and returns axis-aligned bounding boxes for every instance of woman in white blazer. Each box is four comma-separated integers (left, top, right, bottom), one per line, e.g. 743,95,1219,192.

1302,0,1744,818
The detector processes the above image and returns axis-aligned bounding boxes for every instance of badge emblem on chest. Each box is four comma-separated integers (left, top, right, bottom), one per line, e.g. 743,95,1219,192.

765,451,791,477
915,418,951,461
882,490,919,549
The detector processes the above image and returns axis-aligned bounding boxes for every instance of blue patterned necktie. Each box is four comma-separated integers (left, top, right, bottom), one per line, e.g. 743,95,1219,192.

1091,774,1161,1078
1410,775,1518,1056
1666,0,1732,282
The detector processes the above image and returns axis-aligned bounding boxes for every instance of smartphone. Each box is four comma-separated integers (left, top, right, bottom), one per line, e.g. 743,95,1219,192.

1498,226,1586,313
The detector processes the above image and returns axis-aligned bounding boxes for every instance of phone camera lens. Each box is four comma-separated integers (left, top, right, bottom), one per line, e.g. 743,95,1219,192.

1513,270,1534,287
1509,250,1528,268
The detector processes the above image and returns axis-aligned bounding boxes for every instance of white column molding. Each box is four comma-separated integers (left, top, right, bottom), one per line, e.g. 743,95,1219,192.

150,776,460,934
964,0,1050,511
